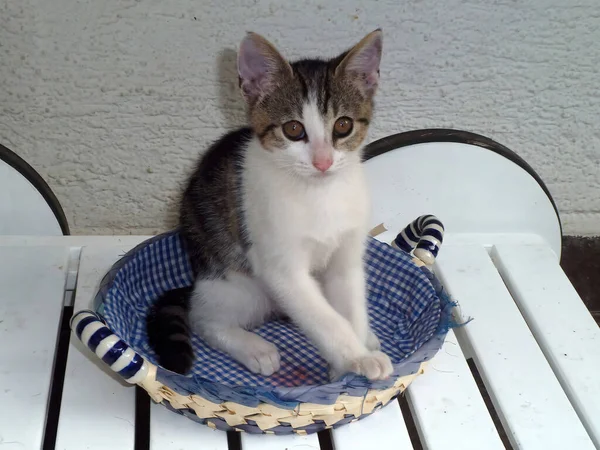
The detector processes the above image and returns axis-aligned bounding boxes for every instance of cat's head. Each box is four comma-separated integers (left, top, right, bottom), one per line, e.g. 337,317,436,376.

238,30,382,177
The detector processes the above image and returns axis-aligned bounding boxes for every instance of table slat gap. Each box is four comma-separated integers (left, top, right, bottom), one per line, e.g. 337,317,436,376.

317,429,335,450
64,247,83,295
398,393,423,450
135,386,151,450
465,358,514,450
42,304,75,450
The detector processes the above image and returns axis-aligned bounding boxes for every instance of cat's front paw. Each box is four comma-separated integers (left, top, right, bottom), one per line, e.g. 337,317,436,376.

366,329,381,351
239,340,281,376
349,351,393,381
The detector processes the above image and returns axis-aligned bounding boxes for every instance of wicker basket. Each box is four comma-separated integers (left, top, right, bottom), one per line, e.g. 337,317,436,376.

71,215,454,435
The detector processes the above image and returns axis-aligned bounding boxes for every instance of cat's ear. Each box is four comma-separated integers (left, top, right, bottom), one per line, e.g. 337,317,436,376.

335,29,383,97
238,32,292,104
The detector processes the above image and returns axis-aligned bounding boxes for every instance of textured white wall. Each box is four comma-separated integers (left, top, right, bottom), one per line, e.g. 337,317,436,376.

1,0,599,235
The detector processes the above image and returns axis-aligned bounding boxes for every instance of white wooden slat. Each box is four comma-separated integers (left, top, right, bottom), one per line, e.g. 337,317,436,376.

150,402,229,450
406,330,504,450
435,245,595,449
242,429,320,450
0,247,68,449
56,244,143,449
492,244,600,447
331,399,413,450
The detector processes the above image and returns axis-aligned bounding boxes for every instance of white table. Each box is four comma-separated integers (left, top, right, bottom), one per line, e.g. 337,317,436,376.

1,233,599,450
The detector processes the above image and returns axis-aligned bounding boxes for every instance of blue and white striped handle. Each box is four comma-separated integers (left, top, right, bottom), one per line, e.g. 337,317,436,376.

393,215,444,265
70,310,149,384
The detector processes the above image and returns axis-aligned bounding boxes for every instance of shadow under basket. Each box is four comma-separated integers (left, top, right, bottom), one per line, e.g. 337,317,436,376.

71,229,455,435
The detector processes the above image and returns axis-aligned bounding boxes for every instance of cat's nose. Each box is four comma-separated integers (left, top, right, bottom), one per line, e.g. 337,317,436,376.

313,157,333,172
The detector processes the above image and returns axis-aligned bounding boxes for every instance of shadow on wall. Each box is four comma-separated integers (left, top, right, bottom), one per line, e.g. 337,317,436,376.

217,47,246,130
164,196,179,230
163,47,247,230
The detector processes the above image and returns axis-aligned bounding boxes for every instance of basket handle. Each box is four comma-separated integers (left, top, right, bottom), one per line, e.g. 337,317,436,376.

70,310,149,384
393,215,444,265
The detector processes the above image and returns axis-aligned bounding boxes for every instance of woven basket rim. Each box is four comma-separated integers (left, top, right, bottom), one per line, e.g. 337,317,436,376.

71,308,429,435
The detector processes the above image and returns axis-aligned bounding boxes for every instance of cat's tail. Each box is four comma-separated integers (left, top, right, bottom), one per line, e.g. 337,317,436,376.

146,286,195,374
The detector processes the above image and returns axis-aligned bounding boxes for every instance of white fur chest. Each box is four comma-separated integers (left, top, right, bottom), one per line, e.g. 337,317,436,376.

243,147,369,271
299,175,367,242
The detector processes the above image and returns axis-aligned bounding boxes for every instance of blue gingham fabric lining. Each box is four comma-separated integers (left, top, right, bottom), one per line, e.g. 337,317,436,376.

102,231,442,389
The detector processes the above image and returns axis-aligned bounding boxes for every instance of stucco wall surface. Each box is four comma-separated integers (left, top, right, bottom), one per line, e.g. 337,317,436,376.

1,0,598,234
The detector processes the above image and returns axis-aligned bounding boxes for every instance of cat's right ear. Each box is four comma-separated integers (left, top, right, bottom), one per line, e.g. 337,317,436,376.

335,29,383,98
238,33,292,104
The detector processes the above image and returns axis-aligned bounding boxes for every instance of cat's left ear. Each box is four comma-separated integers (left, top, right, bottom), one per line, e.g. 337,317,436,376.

335,29,383,97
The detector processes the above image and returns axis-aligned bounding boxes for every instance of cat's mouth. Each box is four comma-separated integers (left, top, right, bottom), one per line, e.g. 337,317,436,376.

310,169,334,178
292,165,336,178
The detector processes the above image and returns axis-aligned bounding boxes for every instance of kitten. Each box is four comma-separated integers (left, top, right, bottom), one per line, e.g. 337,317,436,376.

147,29,393,381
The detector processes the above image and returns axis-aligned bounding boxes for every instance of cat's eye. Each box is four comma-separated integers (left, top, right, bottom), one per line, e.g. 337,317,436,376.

282,121,306,141
333,117,354,138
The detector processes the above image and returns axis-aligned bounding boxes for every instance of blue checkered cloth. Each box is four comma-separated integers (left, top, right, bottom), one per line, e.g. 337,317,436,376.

100,231,444,389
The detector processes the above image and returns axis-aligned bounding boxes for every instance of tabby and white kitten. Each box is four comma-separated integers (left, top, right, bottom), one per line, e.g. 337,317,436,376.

147,29,393,381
